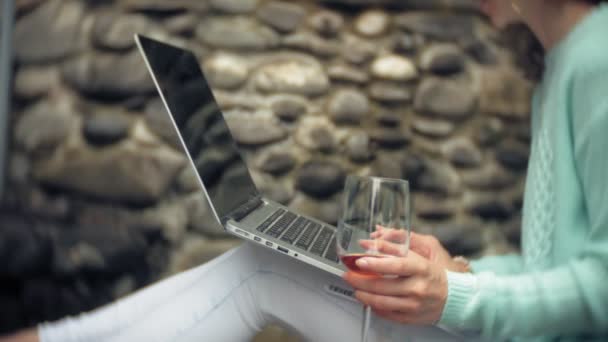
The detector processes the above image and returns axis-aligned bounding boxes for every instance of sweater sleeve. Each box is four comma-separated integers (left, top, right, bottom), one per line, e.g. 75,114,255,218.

438,68,608,339
469,254,524,275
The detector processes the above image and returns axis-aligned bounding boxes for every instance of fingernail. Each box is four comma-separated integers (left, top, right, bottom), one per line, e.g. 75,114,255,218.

356,258,369,267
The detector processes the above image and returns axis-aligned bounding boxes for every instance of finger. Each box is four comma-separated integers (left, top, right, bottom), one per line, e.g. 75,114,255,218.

372,309,417,325
376,226,408,243
343,273,405,296
355,291,419,312
408,233,433,259
357,239,407,257
355,252,428,277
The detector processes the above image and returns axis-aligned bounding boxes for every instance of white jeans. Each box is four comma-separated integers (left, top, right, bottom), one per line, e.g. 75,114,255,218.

39,243,467,342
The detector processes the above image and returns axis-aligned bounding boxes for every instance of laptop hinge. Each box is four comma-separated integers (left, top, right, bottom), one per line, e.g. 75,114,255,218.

222,195,264,224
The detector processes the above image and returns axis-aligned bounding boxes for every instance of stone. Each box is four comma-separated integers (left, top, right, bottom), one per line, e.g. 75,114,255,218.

255,175,295,205
479,69,532,120
370,128,410,149
504,215,522,246
310,128,337,153
257,2,306,33
368,82,412,103
62,50,156,99
82,115,131,147
209,0,257,13
371,155,403,179
295,116,337,152
203,53,249,90
371,55,418,82
183,193,230,238
14,0,84,63
414,78,477,121
400,153,427,189
282,31,340,58
434,223,484,256
475,118,505,147
289,193,341,225
355,10,390,37
376,111,402,127
165,14,199,35
257,152,297,176
14,66,60,100
34,133,186,204
175,166,200,194
269,95,308,122
392,32,424,54
197,17,280,51
91,12,155,51
166,234,241,275
462,39,498,65
415,195,456,221
145,98,182,148
123,0,208,12
254,57,330,96
412,118,455,138
419,44,466,76
320,0,477,9
136,199,190,243
467,195,513,221
295,160,346,199
441,137,482,168
416,160,461,195
342,36,376,65
328,89,369,125
308,10,344,38
515,124,531,143
394,12,477,41
225,114,287,147
346,132,374,163
327,64,369,84
0,213,52,276
15,102,74,155
495,141,529,171
462,163,516,190
53,224,147,275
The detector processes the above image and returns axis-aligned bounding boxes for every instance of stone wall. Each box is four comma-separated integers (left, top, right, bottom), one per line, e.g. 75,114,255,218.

2,0,533,335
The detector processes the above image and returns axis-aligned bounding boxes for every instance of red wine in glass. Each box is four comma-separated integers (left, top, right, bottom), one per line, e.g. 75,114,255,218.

340,254,387,277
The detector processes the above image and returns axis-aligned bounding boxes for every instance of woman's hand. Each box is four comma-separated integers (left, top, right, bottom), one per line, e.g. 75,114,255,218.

343,251,448,325
369,227,470,273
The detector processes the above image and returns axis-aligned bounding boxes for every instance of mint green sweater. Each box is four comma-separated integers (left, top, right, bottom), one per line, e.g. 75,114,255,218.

438,5,608,341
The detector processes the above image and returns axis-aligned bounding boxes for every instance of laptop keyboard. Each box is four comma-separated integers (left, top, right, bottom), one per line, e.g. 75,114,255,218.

256,209,338,262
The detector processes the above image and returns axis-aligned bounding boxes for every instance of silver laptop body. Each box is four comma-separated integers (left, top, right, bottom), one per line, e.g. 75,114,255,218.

135,34,345,277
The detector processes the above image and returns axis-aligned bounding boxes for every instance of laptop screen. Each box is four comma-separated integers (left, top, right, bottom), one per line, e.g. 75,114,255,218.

136,35,259,222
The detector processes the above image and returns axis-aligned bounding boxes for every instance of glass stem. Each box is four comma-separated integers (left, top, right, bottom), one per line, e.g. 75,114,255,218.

361,305,372,342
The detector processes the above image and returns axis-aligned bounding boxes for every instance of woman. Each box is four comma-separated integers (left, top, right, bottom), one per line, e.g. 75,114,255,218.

3,0,608,341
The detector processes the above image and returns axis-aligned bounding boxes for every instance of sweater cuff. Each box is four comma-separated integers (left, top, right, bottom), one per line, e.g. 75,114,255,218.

438,270,478,328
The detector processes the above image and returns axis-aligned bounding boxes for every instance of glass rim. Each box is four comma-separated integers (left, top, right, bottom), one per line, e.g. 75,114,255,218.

345,174,410,186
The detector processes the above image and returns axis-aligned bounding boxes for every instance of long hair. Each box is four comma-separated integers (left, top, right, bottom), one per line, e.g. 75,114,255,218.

505,0,606,81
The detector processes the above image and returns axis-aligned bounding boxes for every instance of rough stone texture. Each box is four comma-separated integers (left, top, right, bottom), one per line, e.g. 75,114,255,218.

14,0,84,63
414,78,477,120
5,0,535,338
197,17,280,50
254,56,330,96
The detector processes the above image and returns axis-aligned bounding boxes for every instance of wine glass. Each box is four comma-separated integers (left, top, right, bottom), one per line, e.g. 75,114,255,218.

337,175,411,342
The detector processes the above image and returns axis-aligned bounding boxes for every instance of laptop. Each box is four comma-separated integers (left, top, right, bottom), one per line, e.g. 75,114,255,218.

135,34,346,277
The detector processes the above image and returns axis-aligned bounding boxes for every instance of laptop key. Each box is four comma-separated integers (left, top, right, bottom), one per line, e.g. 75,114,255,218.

310,227,333,256
295,223,321,250
266,212,298,238
324,235,339,263
280,217,309,244
256,209,285,233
